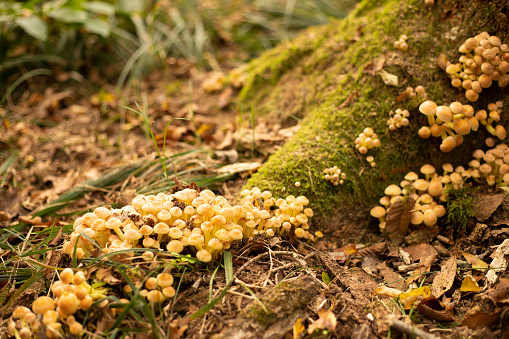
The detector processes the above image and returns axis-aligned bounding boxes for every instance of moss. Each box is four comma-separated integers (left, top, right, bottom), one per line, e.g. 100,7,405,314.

237,0,509,218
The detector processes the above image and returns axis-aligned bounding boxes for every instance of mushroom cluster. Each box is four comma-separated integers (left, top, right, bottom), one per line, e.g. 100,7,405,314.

63,187,314,263
466,143,509,187
229,65,249,88
324,166,346,185
417,100,506,152
397,85,426,102
202,72,224,93
355,127,381,154
124,272,176,305
387,108,410,130
443,32,509,102
366,156,376,168
370,164,450,231
240,189,317,241
394,34,409,52
8,268,109,338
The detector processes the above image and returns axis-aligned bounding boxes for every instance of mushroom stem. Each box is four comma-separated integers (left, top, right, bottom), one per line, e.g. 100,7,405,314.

427,116,436,126
486,124,497,136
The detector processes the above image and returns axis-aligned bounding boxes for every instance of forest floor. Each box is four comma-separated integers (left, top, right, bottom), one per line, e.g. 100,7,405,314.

2,8,509,339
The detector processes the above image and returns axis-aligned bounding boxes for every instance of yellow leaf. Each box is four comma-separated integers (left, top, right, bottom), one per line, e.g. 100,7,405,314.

375,285,402,298
307,309,337,334
460,274,480,293
399,286,431,310
293,318,305,339
461,251,489,271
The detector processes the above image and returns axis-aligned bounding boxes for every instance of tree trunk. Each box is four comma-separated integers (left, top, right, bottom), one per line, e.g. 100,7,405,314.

238,0,509,217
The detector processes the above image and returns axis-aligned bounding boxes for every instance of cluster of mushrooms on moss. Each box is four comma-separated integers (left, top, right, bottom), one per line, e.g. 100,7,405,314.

8,186,318,338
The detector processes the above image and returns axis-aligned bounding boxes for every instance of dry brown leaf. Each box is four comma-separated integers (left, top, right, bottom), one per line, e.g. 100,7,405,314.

486,240,509,284
363,58,385,76
404,243,438,285
416,296,455,322
461,251,489,271
461,311,499,329
218,87,233,109
357,242,386,257
214,162,261,174
377,262,405,290
307,308,337,334
431,255,457,298
483,278,509,306
385,196,415,237
473,193,505,221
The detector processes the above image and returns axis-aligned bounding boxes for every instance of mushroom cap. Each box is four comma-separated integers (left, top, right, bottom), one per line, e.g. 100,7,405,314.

124,229,142,241
450,172,464,185
442,163,454,173
479,163,492,174
436,106,452,122
384,184,402,196
379,196,391,207
496,125,507,139
413,179,430,192
58,293,78,316
449,102,464,114
410,211,424,225
418,126,431,139
196,249,212,262
454,119,471,135
404,171,419,181
153,222,170,235
105,217,122,229
423,210,438,227
420,164,436,176
433,205,446,218
419,101,437,116
440,136,456,152
428,179,443,197
157,273,174,288
370,206,386,218
187,233,205,246
166,240,184,253
32,297,56,315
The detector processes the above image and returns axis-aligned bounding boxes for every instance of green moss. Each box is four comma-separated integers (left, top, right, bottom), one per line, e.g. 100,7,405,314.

238,0,509,218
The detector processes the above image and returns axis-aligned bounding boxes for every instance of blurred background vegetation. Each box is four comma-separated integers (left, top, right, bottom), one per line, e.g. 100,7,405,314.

0,0,357,103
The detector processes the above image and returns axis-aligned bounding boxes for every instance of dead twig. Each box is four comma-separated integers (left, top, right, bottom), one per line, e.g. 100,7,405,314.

387,315,438,339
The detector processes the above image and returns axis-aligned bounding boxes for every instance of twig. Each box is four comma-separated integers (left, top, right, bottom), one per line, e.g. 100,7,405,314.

387,315,438,339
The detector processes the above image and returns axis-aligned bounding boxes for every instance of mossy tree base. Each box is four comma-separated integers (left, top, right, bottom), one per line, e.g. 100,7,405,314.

239,0,509,217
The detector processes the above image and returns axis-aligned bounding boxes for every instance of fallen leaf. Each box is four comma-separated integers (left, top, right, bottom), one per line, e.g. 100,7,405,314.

473,193,505,221
377,262,405,290
461,311,499,329
293,318,305,339
432,255,457,298
416,296,455,322
486,239,509,284
375,285,402,298
483,278,509,306
357,242,385,257
460,274,480,293
399,285,431,310
385,196,415,237
461,251,489,271
218,87,233,109
307,308,337,334
363,58,385,76
378,69,398,86
214,162,261,174
338,91,359,108
404,243,438,285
